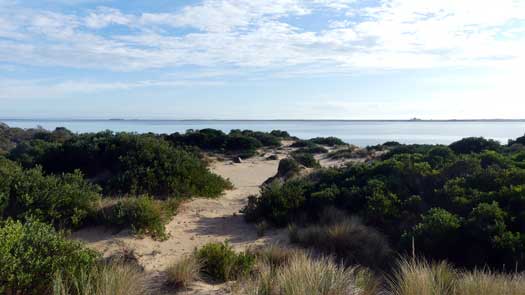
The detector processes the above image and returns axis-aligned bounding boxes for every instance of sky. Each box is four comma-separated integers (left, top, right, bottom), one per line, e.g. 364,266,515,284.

1,0,524,120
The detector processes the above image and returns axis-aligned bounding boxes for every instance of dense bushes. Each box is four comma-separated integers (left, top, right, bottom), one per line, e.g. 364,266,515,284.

195,242,255,282
310,137,346,146
0,219,99,294
449,137,501,154
8,132,232,198
245,135,525,271
291,137,345,148
168,129,285,158
0,157,100,228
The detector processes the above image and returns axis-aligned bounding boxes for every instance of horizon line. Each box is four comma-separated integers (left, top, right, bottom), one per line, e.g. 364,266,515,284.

2,118,525,122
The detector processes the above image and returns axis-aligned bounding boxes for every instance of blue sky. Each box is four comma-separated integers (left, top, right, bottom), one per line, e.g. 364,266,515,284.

1,0,524,119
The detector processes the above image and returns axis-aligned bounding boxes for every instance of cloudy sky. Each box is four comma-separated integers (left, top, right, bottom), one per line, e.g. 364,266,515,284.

1,0,524,119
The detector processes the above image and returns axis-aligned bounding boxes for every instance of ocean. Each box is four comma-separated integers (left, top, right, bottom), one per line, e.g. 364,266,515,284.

2,119,525,147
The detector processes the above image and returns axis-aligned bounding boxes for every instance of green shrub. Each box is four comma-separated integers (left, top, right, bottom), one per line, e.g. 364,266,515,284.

244,180,307,226
328,147,368,159
310,137,346,146
0,219,99,294
225,135,263,152
277,158,300,176
290,140,316,148
270,130,291,138
101,195,176,240
195,242,255,282
450,137,501,154
244,134,525,270
291,153,320,168
405,208,462,260
0,159,100,228
295,145,329,154
13,132,232,198
53,262,146,295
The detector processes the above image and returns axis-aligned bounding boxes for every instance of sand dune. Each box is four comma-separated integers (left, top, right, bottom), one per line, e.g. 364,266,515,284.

73,154,289,294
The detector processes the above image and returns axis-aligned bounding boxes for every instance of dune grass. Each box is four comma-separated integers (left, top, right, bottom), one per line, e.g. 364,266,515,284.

389,258,525,295
165,255,201,289
241,248,374,295
289,214,392,270
52,263,146,295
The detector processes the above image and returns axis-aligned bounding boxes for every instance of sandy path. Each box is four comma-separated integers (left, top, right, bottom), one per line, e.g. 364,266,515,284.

73,155,288,294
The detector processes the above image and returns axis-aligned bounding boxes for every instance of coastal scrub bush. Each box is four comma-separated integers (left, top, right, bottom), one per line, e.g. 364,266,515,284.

12,132,233,198
0,158,100,228
244,134,525,271
404,208,462,261
101,195,177,240
270,130,291,138
165,255,201,289
277,158,301,176
291,152,320,168
290,140,316,148
449,137,501,154
53,262,146,295
310,137,346,146
244,180,308,226
295,145,329,154
168,129,283,157
0,219,99,294
195,242,255,282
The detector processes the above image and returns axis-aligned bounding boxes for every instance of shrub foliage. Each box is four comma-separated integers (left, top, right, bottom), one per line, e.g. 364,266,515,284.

245,135,525,270
0,219,98,294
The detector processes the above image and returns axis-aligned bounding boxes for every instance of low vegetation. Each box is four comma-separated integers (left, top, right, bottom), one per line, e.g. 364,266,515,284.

240,248,375,295
0,157,100,228
389,258,525,295
195,242,255,282
8,132,232,197
0,219,99,294
166,255,201,289
98,196,179,240
290,151,320,168
328,147,369,159
289,210,392,270
245,135,525,271
310,137,346,146
53,262,146,295
168,129,289,158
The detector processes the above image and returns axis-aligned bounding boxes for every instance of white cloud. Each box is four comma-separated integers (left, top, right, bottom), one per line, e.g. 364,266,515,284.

0,0,523,73
0,78,224,100
85,7,132,29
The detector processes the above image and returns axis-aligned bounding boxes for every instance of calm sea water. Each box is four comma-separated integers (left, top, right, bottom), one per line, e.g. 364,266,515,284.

2,119,525,147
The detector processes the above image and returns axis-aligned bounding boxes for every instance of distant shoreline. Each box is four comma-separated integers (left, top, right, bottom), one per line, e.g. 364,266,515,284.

2,118,525,122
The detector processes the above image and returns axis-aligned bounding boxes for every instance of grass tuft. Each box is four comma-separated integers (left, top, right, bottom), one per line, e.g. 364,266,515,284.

53,263,146,295
165,255,201,289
